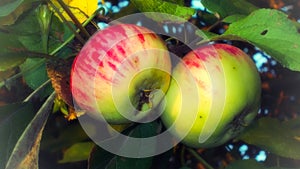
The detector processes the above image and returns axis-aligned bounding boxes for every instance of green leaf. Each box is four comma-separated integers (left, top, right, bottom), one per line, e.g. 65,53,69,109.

89,122,162,169
165,0,184,6
131,0,195,22
0,103,19,120
238,117,300,160
226,159,296,169
88,142,153,169
59,142,95,163
0,102,35,169
8,8,64,54
223,9,300,71
0,32,27,71
103,122,160,169
201,0,258,18
222,14,246,23
5,92,55,169
117,121,160,156
20,58,49,90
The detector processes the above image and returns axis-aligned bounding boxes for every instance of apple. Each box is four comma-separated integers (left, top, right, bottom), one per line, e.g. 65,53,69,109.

161,43,261,148
71,24,171,124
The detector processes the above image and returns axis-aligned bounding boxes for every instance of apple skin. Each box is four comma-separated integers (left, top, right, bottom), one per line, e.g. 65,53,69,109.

71,24,171,124
161,43,261,148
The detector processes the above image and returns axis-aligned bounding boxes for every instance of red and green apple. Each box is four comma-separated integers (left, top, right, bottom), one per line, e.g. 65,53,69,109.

71,24,171,124
161,43,261,148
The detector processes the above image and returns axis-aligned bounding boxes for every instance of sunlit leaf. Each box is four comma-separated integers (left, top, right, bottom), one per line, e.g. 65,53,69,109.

201,0,258,18
59,142,95,163
50,0,98,23
222,9,300,71
238,117,300,160
131,0,195,22
222,14,246,23
165,0,184,6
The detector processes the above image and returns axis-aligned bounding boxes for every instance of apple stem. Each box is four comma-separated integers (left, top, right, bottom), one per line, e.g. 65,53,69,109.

186,148,214,169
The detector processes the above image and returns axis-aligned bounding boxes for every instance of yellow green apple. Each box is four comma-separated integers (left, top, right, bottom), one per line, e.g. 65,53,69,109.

161,43,261,148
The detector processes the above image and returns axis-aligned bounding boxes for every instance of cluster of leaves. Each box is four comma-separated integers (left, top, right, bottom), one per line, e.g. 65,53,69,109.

0,0,300,169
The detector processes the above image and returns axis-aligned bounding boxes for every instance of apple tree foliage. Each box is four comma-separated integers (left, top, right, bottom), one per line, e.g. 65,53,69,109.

0,0,300,169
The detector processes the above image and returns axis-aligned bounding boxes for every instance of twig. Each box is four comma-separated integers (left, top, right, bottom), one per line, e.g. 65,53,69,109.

186,148,214,169
48,0,86,45
56,0,91,39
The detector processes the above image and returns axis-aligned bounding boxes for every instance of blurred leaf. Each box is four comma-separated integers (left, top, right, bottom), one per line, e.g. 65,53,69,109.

238,117,300,160
131,0,195,22
151,149,173,169
0,0,40,25
199,11,219,25
0,102,35,169
110,3,138,20
226,160,264,169
0,32,27,71
41,122,89,152
226,159,295,169
179,167,192,169
106,156,153,169
20,58,49,90
222,9,300,71
196,29,218,40
201,0,258,18
59,142,95,163
88,145,115,169
0,68,17,83
5,92,55,169
50,0,98,23
283,118,300,129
